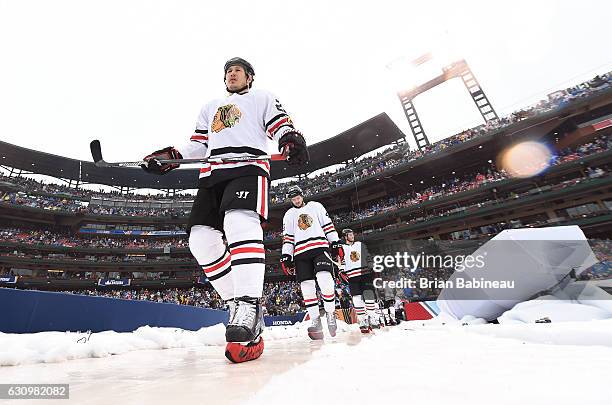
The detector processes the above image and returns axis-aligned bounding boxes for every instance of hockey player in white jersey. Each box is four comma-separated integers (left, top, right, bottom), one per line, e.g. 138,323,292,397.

339,229,383,333
280,186,343,340
141,57,308,363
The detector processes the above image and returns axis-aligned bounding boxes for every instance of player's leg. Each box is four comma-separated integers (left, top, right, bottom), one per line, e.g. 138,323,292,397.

386,299,397,325
220,176,268,363
349,276,369,333
187,187,234,314
362,273,379,329
313,253,337,337
224,209,265,341
296,259,323,340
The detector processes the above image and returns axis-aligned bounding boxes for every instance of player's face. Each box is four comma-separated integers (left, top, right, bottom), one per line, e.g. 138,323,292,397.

225,65,251,91
346,232,354,242
291,195,304,207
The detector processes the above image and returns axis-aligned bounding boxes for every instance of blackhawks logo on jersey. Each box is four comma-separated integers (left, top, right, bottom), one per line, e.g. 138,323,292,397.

211,104,241,133
350,251,360,262
297,214,313,230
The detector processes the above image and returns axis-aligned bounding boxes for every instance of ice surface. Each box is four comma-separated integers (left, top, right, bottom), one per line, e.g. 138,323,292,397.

1,319,611,405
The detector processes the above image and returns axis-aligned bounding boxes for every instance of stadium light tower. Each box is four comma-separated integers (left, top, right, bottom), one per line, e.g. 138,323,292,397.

394,52,498,151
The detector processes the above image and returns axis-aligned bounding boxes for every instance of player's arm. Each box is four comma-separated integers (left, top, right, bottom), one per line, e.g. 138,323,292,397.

316,202,343,260
261,91,309,166
140,105,209,175
280,211,296,275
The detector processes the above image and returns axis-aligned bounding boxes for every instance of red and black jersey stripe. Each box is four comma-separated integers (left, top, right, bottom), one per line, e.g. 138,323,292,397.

191,128,209,146
322,222,335,235
265,113,294,140
294,236,329,254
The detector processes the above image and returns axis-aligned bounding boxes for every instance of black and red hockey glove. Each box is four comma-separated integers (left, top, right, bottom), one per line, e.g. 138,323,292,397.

330,240,344,262
280,254,295,276
141,147,182,175
278,130,309,166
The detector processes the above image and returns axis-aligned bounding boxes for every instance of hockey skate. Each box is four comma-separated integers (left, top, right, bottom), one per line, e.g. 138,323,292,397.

359,316,371,334
326,312,337,337
225,296,264,363
227,299,237,323
307,316,324,340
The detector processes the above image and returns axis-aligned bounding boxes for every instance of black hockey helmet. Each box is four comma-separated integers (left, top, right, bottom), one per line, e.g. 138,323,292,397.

287,185,303,198
342,228,354,236
224,57,255,83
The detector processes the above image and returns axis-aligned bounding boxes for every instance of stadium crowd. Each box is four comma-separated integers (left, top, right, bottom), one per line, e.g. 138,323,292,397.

0,228,188,249
1,132,608,225
53,282,308,315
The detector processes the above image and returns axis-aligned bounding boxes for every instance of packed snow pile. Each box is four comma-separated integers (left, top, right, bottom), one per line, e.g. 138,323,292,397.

0,323,226,366
0,321,358,367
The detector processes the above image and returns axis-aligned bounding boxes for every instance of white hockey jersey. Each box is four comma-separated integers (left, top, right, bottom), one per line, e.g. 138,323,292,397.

282,201,339,258
341,241,371,278
176,89,297,187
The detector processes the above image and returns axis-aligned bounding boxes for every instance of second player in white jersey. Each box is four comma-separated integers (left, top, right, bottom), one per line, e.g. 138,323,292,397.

280,186,343,340
282,200,339,258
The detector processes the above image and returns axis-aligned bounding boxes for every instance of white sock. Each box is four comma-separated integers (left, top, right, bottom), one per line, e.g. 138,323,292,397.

316,271,336,314
189,225,233,301
353,294,366,323
301,279,320,321
224,209,264,298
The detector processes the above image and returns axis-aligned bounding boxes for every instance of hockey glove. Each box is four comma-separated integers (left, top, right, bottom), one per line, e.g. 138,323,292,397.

330,240,344,262
338,271,349,284
141,147,182,175
280,254,295,276
278,130,309,166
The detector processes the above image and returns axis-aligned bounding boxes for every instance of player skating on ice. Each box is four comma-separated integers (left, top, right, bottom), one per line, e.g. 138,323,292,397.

141,57,308,363
280,186,343,340
339,229,383,333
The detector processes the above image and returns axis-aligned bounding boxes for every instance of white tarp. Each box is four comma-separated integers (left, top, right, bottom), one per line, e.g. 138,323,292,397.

437,226,598,320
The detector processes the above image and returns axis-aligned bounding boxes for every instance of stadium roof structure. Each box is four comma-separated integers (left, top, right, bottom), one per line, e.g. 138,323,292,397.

0,112,405,189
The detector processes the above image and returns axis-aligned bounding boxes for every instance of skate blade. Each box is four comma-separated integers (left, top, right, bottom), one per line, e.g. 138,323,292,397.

225,338,264,364
308,331,324,340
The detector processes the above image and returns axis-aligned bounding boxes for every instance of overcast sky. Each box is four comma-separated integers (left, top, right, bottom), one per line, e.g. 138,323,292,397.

1,0,611,167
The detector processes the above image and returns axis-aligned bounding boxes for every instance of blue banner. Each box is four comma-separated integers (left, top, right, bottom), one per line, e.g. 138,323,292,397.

0,275,17,284
98,278,131,287
80,228,186,236
264,313,306,327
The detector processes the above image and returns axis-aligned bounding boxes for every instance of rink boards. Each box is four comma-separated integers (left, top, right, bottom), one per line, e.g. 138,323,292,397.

0,288,305,333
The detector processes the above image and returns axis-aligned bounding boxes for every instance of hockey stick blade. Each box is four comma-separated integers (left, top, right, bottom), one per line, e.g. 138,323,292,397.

90,140,108,166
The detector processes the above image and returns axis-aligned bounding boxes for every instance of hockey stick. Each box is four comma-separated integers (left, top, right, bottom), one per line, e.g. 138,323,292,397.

90,140,286,168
